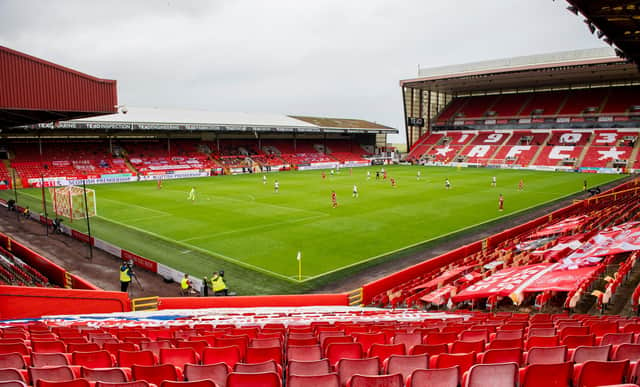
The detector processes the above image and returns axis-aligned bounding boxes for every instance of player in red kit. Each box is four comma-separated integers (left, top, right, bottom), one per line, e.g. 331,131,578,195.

390,178,396,187
383,170,387,180
331,191,338,208
518,179,524,191
322,171,326,180
498,193,504,211
157,179,162,189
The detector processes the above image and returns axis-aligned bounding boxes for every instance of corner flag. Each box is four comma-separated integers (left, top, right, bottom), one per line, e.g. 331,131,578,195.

297,251,302,281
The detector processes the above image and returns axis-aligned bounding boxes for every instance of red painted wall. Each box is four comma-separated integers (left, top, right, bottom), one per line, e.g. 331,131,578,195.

0,286,130,320
159,293,349,310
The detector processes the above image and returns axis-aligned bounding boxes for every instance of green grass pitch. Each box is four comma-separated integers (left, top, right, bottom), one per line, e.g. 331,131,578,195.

7,166,624,294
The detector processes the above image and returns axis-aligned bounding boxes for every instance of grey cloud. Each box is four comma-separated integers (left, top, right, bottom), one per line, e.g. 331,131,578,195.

0,1,607,143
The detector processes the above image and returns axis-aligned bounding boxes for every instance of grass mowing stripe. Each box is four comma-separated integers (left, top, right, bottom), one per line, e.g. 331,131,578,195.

178,213,329,243
96,214,298,282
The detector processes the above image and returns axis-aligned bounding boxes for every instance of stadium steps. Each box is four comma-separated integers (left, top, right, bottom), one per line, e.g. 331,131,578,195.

606,263,640,316
528,132,553,166
122,158,139,175
488,132,513,162
576,133,594,167
455,134,478,161
627,139,640,168
515,94,534,117
554,92,571,116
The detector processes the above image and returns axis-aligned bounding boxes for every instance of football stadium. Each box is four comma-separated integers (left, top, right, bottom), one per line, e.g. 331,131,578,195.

1,1,640,386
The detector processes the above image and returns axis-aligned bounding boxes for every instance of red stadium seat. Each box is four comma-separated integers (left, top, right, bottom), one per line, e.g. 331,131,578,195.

429,352,476,376
525,336,560,350
234,360,281,377
336,357,379,387
131,364,182,386
563,335,596,350
95,381,150,387
326,343,363,367
31,353,70,367
159,348,199,369
383,354,429,383
183,363,229,387
36,379,90,387
424,333,459,346
31,341,67,354
345,373,403,387
117,350,157,367
72,350,115,368
524,346,568,365
29,366,76,385
520,362,573,387
0,369,26,383
159,380,217,387
406,367,459,387
573,360,629,387
391,333,422,351
202,346,241,368
67,344,101,353
462,362,518,387
0,381,27,387
409,343,448,356
368,343,405,367
0,353,26,369
80,367,130,383
353,333,386,354
286,373,339,387
478,348,522,366
244,347,282,365
287,359,331,377
139,341,172,358
487,338,523,350
0,344,29,356
571,345,611,363
451,340,485,354
226,371,281,387
286,345,322,362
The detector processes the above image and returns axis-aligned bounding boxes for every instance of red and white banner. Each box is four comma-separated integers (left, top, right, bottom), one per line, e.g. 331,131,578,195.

452,264,551,302
524,266,599,292
453,263,599,303
559,221,640,269
421,285,456,305
532,215,589,237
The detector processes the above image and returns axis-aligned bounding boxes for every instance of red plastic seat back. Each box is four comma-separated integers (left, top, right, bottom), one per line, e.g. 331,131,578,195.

80,367,129,383
117,350,156,368
336,357,379,387
525,336,560,350
183,363,229,386
286,345,322,362
0,353,26,369
612,343,640,362
409,343,448,356
36,379,90,387
571,345,611,363
29,366,75,385
434,352,476,376
0,369,26,383
480,348,522,365
202,346,241,368
226,371,281,387
383,354,428,382
521,362,572,387
574,360,629,387
464,363,517,387
72,350,114,368
287,359,330,377
159,380,216,387
131,364,180,386
326,343,363,367
525,346,567,365
346,373,403,387
245,346,282,365
406,367,458,387
31,353,70,367
287,373,339,387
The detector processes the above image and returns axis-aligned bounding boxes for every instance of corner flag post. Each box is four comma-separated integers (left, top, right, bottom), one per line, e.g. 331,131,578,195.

297,251,301,281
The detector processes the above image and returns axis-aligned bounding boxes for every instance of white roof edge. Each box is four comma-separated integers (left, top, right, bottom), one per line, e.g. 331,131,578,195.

418,48,619,79
74,107,318,127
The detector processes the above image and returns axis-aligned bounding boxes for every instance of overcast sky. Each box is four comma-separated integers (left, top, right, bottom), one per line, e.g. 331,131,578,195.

0,1,607,143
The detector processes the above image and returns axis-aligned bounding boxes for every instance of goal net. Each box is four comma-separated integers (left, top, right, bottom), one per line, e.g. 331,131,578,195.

48,186,97,221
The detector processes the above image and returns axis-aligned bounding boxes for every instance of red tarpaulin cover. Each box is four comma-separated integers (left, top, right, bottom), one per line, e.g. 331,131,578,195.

411,265,474,291
421,285,457,305
531,215,589,238
559,221,640,269
452,263,598,303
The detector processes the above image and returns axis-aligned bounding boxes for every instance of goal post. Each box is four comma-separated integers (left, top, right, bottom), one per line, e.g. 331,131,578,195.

48,185,97,221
